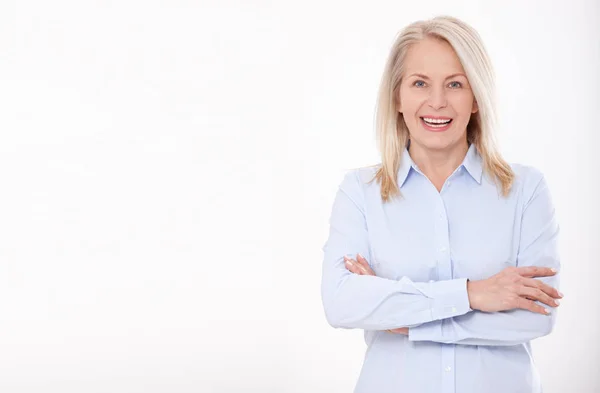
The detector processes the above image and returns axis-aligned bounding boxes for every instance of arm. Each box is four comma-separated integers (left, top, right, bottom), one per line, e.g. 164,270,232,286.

321,170,473,330
408,171,560,346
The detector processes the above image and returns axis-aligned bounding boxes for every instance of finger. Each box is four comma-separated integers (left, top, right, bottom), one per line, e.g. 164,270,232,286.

521,277,562,299
356,253,371,268
344,256,371,275
517,266,558,278
355,253,376,275
518,286,559,308
387,327,409,335
344,258,362,274
344,257,368,275
516,297,551,315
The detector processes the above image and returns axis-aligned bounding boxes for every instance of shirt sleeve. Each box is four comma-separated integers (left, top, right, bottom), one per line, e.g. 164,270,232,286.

320,169,474,330
408,171,560,346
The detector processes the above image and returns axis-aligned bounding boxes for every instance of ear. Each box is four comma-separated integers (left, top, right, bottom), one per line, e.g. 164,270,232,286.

471,99,478,114
396,99,402,113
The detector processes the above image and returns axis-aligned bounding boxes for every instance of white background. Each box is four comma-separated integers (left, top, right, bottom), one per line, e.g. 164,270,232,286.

0,1,598,392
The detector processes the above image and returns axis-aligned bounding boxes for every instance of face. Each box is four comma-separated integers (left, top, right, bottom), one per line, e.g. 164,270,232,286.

397,37,478,152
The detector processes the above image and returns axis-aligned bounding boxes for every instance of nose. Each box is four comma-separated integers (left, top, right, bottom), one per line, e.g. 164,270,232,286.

427,86,447,110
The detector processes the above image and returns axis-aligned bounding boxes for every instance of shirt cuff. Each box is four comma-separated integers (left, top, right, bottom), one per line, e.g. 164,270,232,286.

408,278,472,342
430,277,472,320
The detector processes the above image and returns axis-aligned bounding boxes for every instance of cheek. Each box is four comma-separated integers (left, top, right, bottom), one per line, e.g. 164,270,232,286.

399,94,421,116
453,94,476,116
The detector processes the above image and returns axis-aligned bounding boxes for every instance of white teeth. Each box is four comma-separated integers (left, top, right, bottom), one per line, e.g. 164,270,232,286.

423,117,451,124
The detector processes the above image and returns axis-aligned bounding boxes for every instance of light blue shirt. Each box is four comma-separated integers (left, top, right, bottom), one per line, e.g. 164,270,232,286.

321,142,560,393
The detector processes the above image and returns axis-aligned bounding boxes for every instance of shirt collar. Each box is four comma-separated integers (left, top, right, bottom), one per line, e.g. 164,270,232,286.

397,142,483,187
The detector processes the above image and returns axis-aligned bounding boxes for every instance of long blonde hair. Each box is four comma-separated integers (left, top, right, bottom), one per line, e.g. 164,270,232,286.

370,15,514,202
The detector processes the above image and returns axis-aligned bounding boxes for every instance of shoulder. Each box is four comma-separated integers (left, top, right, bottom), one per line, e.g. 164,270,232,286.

508,162,551,202
338,165,379,191
337,165,380,205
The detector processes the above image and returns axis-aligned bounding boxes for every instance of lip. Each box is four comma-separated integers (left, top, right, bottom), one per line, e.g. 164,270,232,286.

420,115,453,120
420,117,453,132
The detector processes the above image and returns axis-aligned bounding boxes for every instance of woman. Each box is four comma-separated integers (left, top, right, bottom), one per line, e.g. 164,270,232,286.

320,15,562,393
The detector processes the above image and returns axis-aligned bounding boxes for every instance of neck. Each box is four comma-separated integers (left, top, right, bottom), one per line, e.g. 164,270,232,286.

408,139,469,182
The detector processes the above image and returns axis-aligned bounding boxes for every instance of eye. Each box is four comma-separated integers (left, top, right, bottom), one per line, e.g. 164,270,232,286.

449,81,462,88
413,80,426,87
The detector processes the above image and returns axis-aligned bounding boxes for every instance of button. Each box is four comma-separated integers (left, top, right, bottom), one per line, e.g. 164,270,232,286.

445,366,452,372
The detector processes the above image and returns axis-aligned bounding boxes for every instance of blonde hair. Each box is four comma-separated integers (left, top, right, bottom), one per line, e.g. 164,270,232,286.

369,15,514,202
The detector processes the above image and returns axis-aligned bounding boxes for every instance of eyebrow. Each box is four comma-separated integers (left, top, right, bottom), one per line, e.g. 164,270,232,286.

408,73,467,80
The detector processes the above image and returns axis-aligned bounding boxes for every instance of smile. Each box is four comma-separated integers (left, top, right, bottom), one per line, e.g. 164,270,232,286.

420,117,453,132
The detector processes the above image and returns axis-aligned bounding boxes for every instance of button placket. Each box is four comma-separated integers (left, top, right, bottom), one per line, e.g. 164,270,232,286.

438,190,456,393
441,344,456,393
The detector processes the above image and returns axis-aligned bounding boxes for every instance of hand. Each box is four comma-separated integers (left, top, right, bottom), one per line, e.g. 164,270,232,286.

344,253,409,335
343,253,375,275
467,266,563,315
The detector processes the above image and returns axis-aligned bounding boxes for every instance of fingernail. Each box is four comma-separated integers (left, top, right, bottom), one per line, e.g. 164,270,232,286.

558,291,564,298
554,299,560,306
544,308,550,314
550,268,558,273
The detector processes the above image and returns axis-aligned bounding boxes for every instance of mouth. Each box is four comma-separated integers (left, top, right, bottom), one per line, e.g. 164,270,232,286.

420,117,453,132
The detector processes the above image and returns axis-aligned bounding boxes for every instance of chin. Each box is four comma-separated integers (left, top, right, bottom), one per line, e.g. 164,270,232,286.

413,135,453,150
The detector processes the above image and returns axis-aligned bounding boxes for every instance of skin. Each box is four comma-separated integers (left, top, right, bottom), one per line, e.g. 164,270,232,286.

396,36,479,191
343,37,563,335
344,254,563,335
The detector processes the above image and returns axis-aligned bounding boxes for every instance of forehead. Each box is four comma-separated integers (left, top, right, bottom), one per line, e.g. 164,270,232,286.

403,37,466,76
